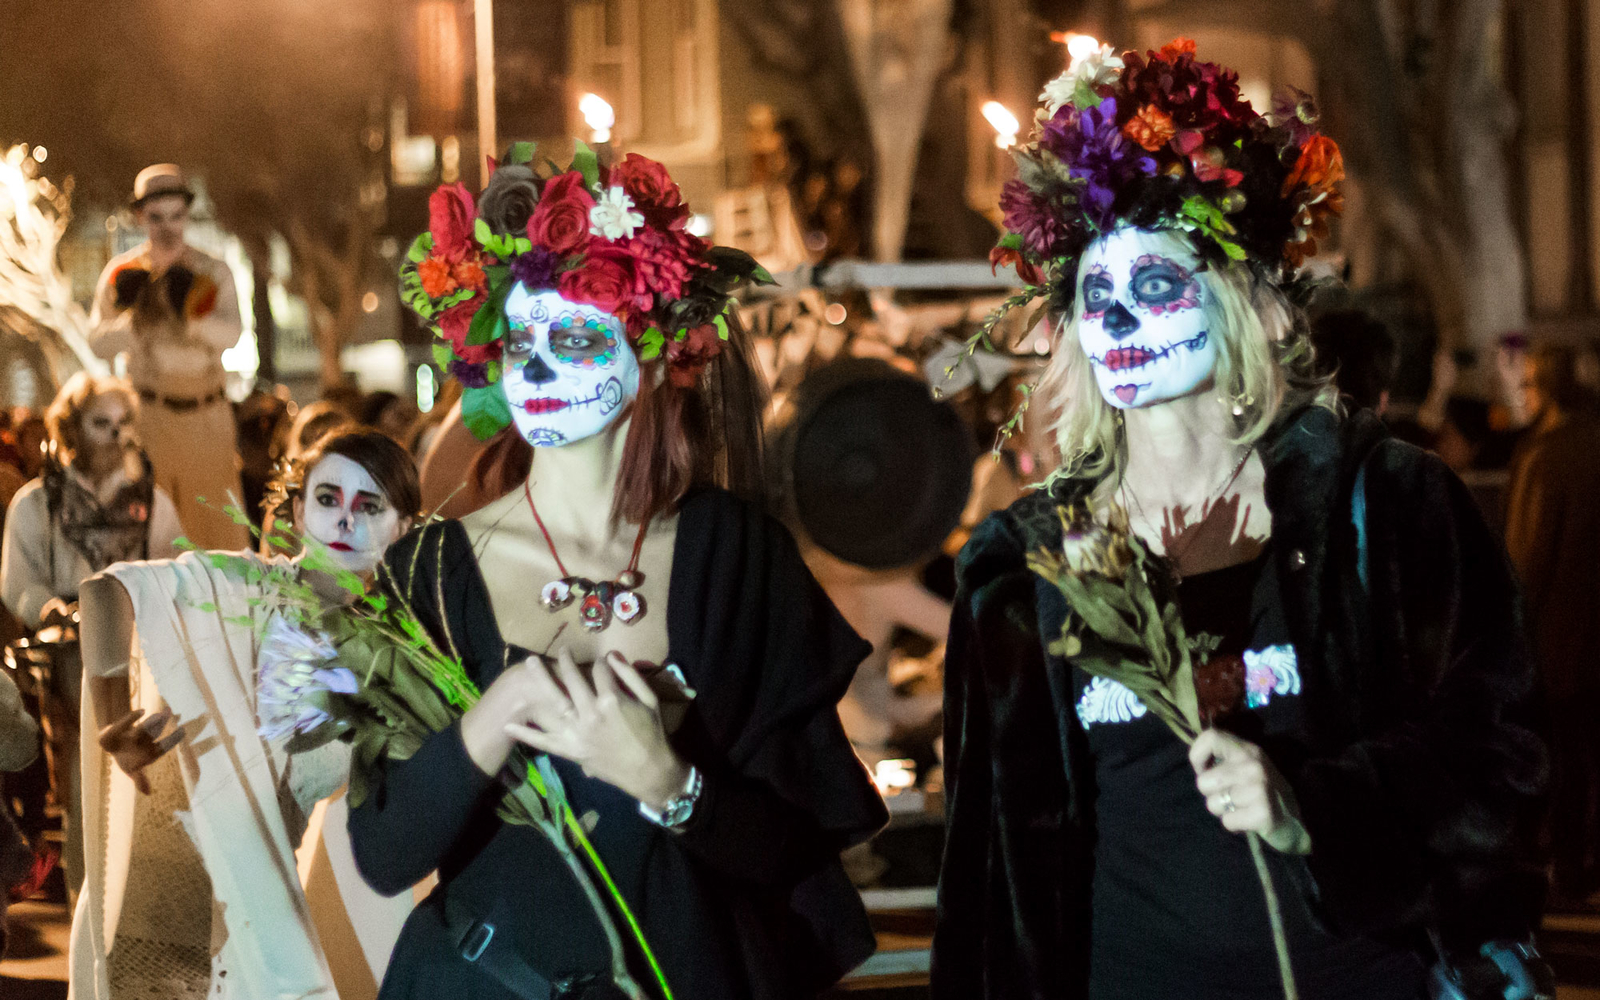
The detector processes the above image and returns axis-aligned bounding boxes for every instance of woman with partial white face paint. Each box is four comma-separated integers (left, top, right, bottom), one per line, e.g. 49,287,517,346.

935,39,1547,1000
352,149,885,999
70,429,420,1000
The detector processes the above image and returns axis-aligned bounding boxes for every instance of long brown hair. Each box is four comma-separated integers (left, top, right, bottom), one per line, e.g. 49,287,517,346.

470,312,768,525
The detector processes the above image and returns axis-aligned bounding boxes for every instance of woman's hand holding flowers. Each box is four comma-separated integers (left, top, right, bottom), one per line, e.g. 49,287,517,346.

504,649,691,813
1190,728,1311,854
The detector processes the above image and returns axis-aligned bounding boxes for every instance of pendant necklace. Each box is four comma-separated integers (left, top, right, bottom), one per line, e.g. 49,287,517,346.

525,481,649,632
1121,445,1253,582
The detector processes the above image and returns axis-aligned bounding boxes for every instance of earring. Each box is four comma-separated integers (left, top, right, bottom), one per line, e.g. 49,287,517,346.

1225,386,1254,417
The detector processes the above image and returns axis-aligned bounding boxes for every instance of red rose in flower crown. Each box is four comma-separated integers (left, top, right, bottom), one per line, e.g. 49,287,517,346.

610,153,690,229
527,172,595,255
559,244,635,316
399,140,775,439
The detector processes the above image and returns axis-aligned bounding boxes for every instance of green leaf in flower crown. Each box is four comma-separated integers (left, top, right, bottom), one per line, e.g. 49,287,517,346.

466,302,507,346
713,313,729,340
473,217,493,247
507,141,537,166
461,384,512,439
1072,80,1101,112
431,342,453,368
512,236,533,255
485,264,511,294
637,326,665,361
406,232,434,263
998,232,1024,251
571,140,601,190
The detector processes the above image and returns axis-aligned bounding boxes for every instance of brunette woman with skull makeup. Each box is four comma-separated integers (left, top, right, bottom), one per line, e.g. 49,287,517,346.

933,41,1547,1000
353,146,885,1000
69,428,421,1000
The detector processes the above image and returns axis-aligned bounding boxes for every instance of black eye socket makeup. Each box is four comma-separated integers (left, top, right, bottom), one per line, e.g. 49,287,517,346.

1131,262,1185,306
1083,275,1115,310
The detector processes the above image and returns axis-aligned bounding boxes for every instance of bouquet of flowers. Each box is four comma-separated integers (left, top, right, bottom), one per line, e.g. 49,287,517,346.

1027,500,1299,1000
195,509,673,1000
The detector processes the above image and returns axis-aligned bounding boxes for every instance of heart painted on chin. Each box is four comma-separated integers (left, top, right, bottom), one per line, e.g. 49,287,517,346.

1114,384,1141,404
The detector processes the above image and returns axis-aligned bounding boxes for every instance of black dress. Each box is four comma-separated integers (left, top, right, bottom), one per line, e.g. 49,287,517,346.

348,488,889,999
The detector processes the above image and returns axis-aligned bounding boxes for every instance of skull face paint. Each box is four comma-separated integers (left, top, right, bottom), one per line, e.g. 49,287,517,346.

502,285,641,447
1077,228,1217,409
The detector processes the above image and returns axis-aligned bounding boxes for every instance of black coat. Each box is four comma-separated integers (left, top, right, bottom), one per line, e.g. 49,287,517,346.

349,488,889,999
930,406,1548,1000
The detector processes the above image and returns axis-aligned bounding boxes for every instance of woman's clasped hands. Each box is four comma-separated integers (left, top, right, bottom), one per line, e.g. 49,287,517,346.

461,649,691,814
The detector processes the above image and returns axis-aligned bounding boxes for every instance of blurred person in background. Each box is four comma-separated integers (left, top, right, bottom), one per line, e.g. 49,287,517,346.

236,389,291,533
0,373,182,904
1309,308,1398,416
12,413,47,480
286,398,355,460
87,164,245,550
1504,342,1600,906
359,389,417,444
0,661,40,960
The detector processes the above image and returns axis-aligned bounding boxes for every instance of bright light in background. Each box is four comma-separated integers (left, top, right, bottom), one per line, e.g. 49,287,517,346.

872,759,917,794
362,291,380,313
981,101,1020,149
687,212,714,237
824,302,848,325
579,93,615,143
31,146,46,163
416,364,436,414
1048,31,1103,62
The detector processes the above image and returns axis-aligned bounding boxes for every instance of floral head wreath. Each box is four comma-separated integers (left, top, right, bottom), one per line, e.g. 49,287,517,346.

400,142,774,439
985,38,1344,334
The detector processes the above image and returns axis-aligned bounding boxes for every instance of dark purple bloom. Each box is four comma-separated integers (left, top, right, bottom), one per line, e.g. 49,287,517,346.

1043,96,1158,230
449,359,492,388
510,247,561,290
1000,179,1067,259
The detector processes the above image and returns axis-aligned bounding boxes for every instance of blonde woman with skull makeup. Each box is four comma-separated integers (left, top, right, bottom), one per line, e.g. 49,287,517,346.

934,41,1547,1000
68,428,420,1000
350,148,885,1000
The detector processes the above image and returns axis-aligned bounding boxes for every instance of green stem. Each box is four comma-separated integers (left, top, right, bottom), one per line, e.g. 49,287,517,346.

1247,831,1299,1000
562,807,675,1000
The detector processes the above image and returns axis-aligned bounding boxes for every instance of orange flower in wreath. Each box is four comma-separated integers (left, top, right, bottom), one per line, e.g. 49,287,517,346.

1282,135,1345,199
451,258,487,294
1123,104,1178,152
1158,38,1197,61
418,256,456,298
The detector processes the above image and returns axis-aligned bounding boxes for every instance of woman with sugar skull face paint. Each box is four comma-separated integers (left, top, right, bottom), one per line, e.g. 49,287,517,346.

354,146,886,1000
69,429,421,1000
935,40,1548,1000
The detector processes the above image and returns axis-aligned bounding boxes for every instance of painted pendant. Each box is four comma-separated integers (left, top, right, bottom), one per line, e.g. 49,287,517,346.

542,575,646,632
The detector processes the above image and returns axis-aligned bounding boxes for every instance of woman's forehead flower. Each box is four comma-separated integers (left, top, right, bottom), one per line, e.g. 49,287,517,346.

590,186,646,241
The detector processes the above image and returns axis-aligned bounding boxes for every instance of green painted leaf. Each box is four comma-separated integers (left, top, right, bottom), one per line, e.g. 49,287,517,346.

507,141,537,166
460,384,512,439
406,232,434,263
637,327,665,361
570,140,601,190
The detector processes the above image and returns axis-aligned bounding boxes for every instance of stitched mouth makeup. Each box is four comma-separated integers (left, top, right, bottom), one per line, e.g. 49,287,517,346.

1092,332,1209,373
521,377,626,417
522,398,570,414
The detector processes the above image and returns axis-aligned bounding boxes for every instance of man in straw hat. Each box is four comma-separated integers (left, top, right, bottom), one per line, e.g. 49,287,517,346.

86,164,246,549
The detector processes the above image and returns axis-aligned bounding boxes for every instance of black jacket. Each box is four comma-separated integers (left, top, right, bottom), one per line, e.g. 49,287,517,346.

931,406,1548,1000
349,488,888,999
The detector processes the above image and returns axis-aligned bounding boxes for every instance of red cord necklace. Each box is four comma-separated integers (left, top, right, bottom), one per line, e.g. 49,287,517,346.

524,480,650,632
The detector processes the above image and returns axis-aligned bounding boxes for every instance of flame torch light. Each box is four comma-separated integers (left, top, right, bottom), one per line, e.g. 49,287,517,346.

981,101,1020,149
579,93,615,145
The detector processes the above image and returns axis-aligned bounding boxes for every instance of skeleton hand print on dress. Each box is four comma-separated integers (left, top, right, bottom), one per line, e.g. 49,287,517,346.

1077,227,1217,409
502,285,641,447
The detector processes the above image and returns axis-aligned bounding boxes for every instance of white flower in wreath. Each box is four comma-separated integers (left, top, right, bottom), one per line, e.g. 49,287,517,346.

589,186,645,240
1040,44,1125,117
1076,675,1148,728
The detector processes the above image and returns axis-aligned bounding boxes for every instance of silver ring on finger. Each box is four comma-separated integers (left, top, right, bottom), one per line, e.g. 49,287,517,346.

1221,790,1237,813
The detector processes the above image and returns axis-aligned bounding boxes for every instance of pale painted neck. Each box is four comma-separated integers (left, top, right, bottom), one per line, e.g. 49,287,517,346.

1118,389,1246,508
523,417,633,540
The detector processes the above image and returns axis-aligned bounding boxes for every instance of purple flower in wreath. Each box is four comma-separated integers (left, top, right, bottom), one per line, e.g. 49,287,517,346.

510,247,562,290
449,359,492,388
1046,96,1157,230
999,179,1068,259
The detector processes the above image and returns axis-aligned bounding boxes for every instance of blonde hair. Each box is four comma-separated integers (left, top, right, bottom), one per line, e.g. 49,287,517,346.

44,372,138,458
1033,229,1333,486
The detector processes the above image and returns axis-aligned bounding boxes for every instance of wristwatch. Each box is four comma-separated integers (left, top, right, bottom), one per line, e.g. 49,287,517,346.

638,766,702,831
